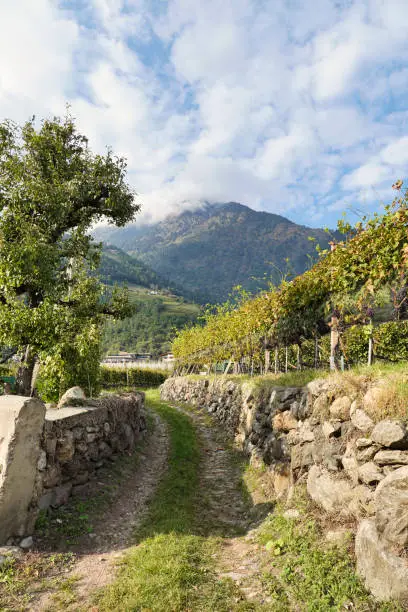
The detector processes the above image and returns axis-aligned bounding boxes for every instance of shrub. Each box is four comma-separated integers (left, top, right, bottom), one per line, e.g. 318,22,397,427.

100,366,169,389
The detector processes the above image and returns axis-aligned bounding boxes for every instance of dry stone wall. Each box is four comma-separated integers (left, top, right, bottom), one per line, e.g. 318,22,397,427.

161,375,408,602
0,391,146,545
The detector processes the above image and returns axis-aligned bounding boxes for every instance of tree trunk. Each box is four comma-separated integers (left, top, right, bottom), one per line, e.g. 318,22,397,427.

16,346,36,396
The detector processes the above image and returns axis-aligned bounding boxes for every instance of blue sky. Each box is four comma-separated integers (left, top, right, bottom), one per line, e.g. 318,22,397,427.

1,0,408,227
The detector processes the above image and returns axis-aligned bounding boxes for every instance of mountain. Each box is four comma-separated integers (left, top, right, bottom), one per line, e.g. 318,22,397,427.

94,202,337,304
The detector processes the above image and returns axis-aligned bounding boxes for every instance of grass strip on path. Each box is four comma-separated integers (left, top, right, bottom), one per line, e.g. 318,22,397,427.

96,389,254,612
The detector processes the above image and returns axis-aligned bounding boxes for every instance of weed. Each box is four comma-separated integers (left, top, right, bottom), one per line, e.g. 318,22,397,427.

257,499,401,611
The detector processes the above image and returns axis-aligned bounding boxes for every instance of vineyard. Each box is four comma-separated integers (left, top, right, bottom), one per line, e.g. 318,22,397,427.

172,187,408,373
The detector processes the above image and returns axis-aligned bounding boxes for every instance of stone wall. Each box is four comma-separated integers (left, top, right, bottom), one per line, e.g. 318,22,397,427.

0,392,146,545
161,375,408,602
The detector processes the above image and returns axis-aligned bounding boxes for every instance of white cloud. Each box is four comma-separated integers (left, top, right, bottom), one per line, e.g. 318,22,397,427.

1,0,408,226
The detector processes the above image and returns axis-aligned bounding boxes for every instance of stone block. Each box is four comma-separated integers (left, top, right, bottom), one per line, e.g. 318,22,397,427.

356,519,408,601
371,420,408,449
375,465,408,547
358,462,384,485
307,465,354,513
0,396,46,544
329,396,351,421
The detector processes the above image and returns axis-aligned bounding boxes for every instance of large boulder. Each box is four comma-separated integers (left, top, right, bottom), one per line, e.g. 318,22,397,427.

375,465,408,547
371,420,408,449
356,519,408,601
307,465,354,513
57,386,87,408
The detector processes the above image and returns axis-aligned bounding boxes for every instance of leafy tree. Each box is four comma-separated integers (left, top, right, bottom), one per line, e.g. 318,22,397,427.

0,113,139,396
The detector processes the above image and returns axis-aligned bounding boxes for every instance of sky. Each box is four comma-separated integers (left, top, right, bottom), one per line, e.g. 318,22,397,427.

1,0,408,227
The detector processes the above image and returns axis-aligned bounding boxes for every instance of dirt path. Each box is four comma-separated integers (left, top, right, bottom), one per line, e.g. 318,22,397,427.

179,405,273,607
32,411,169,611
8,399,273,611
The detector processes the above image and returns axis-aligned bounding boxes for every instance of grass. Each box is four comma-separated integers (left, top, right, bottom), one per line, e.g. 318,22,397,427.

187,369,323,390
257,503,402,612
242,461,401,612
96,389,256,612
0,552,75,611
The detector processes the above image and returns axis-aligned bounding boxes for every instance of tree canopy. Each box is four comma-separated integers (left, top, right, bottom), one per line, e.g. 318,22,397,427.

0,114,139,396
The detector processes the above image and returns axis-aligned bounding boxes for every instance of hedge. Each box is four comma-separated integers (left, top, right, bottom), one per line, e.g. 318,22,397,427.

100,366,169,388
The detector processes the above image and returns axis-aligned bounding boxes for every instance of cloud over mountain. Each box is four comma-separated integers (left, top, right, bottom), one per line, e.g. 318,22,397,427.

1,0,408,225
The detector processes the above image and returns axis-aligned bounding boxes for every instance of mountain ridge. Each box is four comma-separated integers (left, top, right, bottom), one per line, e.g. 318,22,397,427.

94,202,337,303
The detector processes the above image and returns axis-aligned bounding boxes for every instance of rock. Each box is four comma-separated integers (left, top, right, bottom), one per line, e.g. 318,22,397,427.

73,471,89,485
307,378,329,396
45,436,57,459
72,427,84,440
375,465,408,547
0,396,46,544
291,442,314,471
298,420,315,443
350,406,374,432
322,421,341,439
50,483,72,508
19,536,33,549
329,396,351,421
342,443,359,484
37,450,47,471
356,519,408,601
42,464,61,488
57,386,86,408
371,420,408,449
0,546,22,560
357,444,381,463
38,491,54,510
272,411,298,432
312,393,330,420
307,465,354,513
55,431,75,463
358,462,384,485
348,484,375,518
356,438,373,449
374,450,408,466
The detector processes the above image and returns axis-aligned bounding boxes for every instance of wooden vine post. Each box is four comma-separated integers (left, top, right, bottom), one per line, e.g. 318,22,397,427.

329,241,339,371
264,348,270,373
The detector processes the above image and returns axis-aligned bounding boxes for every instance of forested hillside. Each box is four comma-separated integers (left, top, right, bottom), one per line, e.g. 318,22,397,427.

102,287,200,356
99,245,164,288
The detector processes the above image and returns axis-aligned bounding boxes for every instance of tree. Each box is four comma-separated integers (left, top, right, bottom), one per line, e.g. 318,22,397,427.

0,113,139,396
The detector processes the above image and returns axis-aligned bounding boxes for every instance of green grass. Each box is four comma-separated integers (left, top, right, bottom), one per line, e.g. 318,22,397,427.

188,359,408,392
187,369,326,388
96,389,255,612
258,505,402,612
0,552,75,611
